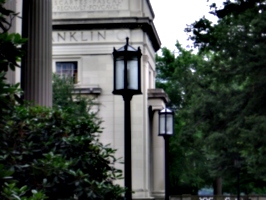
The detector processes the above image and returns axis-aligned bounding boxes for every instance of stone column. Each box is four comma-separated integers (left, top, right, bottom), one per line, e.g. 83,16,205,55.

148,89,169,199
21,0,52,107
152,110,165,199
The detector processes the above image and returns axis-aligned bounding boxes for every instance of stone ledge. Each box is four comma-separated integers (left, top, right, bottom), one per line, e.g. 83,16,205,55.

148,88,169,103
73,87,102,94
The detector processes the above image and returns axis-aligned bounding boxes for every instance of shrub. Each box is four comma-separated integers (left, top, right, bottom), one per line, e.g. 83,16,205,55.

0,105,124,199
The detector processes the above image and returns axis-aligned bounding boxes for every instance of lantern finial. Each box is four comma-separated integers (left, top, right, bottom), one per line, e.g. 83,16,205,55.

126,37,129,45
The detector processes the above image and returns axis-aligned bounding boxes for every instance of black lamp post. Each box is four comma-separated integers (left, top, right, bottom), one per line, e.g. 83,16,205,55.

234,158,241,200
158,108,174,200
112,37,142,200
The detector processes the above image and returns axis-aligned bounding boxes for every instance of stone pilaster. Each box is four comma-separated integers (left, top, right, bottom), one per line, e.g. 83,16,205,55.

21,0,52,107
152,110,165,199
4,0,16,33
4,0,17,84
148,89,169,199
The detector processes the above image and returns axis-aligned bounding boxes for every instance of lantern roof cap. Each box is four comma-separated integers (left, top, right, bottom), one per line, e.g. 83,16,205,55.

160,108,173,113
117,37,137,52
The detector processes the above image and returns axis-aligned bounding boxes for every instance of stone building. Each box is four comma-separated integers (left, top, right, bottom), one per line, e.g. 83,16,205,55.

5,0,170,199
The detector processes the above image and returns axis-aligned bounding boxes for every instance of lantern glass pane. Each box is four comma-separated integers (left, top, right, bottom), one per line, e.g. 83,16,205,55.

159,114,166,134
127,59,138,90
115,59,124,90
166,114,173,135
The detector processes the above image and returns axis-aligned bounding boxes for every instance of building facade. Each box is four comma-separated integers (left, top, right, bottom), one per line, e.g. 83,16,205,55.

5,0,169,199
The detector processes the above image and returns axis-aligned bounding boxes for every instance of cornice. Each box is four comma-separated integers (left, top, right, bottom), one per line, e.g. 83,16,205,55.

148,88,170,103
146,0,155,19
52,17,161,51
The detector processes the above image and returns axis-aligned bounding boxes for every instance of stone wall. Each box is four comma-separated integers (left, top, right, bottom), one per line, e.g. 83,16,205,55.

52,0,166,199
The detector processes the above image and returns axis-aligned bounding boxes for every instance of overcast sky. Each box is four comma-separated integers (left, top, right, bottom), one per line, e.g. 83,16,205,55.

150,0,225,51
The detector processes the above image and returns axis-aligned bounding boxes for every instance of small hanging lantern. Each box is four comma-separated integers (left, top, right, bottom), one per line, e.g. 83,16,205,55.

159,108,174,136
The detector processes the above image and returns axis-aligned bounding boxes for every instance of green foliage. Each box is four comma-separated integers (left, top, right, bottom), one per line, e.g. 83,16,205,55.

0,72,124,199
0,1,26,72
0,77,124,200
0,32,26,71
156,0,266,195
156,43,212,194
186,0,266,182
0,72,22,124
0,1,38,199
52,74,99,117
0,57,123,200
52,74,74,109
0,0,25,125
0,105,124,199
1,182,47,200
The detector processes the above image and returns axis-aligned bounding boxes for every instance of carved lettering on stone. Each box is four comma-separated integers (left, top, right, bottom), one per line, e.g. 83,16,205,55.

98,31,106,40
81,32,88,41
52,31,107,43
53,0,126,12
70,32,78,41
58,32,66,41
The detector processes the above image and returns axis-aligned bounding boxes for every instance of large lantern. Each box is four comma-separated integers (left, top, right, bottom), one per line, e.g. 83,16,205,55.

112,37,142,200
112,37,142,96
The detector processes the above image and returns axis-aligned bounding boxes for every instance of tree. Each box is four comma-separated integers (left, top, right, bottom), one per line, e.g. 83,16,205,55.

52,74,98,117
156,43,213,195
186,0,266,177
157,1,266,190
176,0,266,193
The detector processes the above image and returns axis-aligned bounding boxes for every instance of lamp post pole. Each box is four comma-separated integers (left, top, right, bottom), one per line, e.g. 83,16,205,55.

112,38,142,200
234,156,241,200
237,169,240,200
158,108,174,200
123,94,133,200
234,154,241,200
164,135,170,200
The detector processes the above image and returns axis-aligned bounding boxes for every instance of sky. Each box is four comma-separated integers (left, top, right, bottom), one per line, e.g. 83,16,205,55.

150,0,225,52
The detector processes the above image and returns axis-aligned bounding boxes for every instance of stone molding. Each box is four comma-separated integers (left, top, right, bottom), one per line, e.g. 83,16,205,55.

73,87,102,94
148,88,169,112
53,17,160,51
148,88,169,103
146,0,155,19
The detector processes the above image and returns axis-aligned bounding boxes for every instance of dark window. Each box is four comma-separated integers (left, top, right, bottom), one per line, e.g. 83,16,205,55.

56,61,78,83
